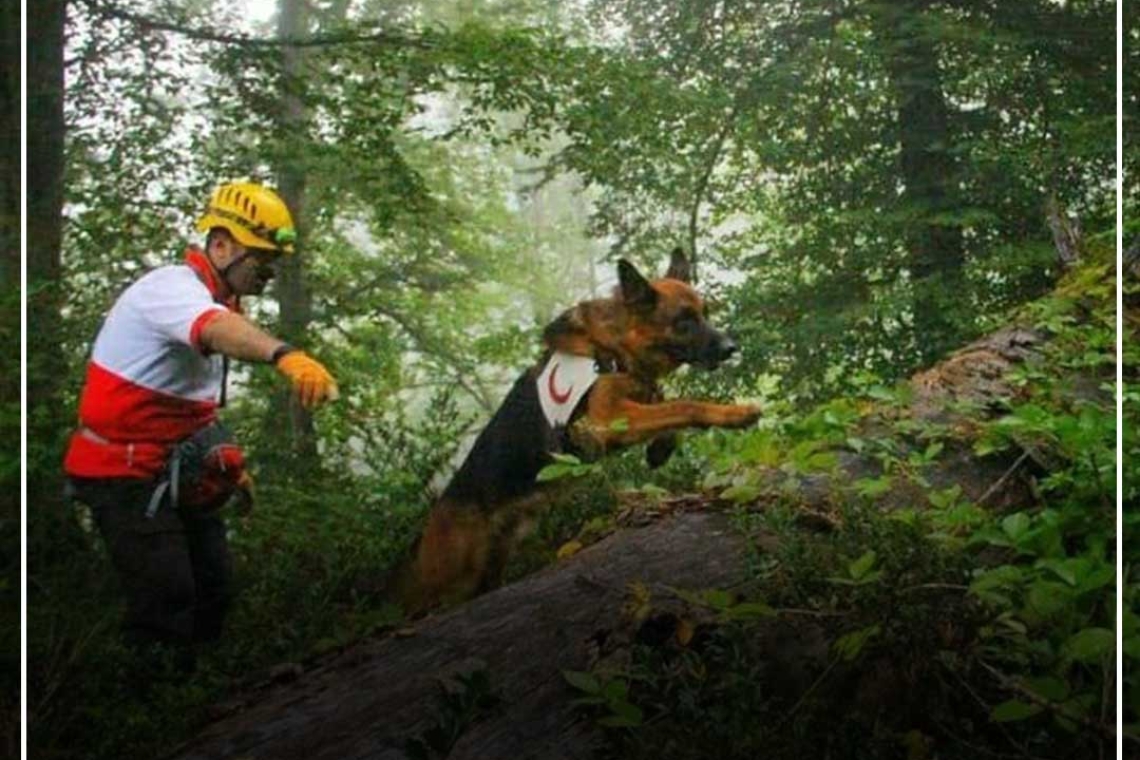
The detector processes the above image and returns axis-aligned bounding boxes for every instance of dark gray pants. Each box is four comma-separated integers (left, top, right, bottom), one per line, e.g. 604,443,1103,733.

70,478,233,648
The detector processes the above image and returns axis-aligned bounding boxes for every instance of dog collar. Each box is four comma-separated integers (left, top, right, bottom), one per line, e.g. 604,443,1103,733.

536,351,600,427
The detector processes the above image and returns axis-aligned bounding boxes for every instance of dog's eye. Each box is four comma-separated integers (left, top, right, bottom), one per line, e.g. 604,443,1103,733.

674,312,698,332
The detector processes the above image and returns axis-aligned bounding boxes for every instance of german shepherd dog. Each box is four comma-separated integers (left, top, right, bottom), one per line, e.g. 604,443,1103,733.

391,249,761,613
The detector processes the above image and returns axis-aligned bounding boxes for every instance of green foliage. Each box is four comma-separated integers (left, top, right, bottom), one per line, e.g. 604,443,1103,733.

1124,287,1140,734
568,0,1113,404
537,452,603,483
30,0,1115,757
563,670,644,728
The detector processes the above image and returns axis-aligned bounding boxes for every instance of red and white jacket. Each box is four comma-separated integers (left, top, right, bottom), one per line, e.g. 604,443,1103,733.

64,248,238,479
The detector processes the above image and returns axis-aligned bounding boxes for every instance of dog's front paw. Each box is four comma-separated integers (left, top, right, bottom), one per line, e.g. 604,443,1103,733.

646,434,679,469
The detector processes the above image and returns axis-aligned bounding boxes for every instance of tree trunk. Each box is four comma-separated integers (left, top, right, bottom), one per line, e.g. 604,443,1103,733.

871,1,965,365
26,0,68,506
0,0,18,287
0,0,19,752
269,0,319,465
164,288,1086,760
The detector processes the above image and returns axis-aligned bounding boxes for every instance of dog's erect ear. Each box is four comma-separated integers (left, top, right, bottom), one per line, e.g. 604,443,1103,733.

618,259,658,311
665,247,692,283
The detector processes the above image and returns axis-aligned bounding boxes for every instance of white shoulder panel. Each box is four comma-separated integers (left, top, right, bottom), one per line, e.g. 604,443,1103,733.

536,351,600,427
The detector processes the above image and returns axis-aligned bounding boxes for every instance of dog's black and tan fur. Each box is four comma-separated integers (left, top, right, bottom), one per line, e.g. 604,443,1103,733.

391,249,761,612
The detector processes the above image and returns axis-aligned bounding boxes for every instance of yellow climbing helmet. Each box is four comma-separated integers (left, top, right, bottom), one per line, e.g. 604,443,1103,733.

196,182,298,253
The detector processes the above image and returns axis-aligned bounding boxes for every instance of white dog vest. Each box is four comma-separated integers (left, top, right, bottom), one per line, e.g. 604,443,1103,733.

536,351,600,427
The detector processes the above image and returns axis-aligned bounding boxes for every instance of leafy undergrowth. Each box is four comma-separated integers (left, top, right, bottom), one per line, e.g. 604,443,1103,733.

541,259,1118,759
28,468,418,760
1123,271,1140,745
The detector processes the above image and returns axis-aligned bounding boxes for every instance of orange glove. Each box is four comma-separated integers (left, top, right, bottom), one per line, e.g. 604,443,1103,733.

275,350,339,409
233,471,255,516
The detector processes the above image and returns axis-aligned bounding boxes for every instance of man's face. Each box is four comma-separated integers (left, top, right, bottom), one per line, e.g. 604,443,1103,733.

231,244,282,296
210,233,282,296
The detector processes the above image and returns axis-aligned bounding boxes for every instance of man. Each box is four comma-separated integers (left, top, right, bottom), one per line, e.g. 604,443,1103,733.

64,181,337,658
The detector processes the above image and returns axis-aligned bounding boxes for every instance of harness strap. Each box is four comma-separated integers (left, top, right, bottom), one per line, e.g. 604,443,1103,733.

144,448,183,519
219,355,229,408
145,480,169,519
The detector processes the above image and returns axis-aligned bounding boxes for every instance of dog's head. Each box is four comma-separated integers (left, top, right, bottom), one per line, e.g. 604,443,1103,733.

615,248,738,375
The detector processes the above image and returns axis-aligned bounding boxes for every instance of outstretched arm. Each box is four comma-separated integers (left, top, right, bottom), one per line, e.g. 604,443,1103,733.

200,312,338,408
199,311,285,363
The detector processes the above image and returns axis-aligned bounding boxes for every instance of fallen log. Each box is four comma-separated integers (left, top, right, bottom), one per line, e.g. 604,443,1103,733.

169,264,1112,760
170,512,752,760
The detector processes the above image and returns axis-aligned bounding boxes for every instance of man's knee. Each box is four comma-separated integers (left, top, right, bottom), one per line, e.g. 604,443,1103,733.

126,556,198,644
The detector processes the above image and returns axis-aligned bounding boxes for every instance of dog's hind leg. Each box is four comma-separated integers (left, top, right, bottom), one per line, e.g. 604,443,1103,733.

393,502,493,613
475,492,551,594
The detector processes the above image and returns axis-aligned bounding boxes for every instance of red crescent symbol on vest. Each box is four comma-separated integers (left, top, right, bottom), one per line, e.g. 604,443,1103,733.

548,363,573,404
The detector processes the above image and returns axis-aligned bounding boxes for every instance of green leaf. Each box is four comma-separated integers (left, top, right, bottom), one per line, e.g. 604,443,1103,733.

866,385,896,402
562,670,601,695
720,483,762,503
702,589,734,610
833,625,880,662
1024,581,1072,621
1024,676,1069,702
854,475,892,498
607,699,643,724
927,485,962,509
968,565,1025,607
723,601,775,621
602,679,628,701
1061,628,1114,664
608,417,630,432
990,699,1043,723
1037,559,1078,586
533,464,570,480
1001,513,1032,541
849,550,878,581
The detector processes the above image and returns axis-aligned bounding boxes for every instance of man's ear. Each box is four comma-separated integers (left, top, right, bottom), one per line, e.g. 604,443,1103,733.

618,259,657,311
665,247,692,283
206,228,231,256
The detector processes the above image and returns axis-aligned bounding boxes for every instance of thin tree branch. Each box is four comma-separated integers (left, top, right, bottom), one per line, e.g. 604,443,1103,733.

977,660,1128,745
975,451,1031,507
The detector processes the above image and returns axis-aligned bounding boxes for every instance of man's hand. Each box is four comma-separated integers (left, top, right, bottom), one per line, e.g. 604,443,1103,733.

275,351,339,409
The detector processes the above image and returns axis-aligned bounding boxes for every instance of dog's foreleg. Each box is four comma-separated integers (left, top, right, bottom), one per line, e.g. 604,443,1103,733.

577,397,761,451
646,434,678,468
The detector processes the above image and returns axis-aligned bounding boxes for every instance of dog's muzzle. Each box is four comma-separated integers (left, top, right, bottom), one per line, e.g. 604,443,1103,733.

668,332,739,369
